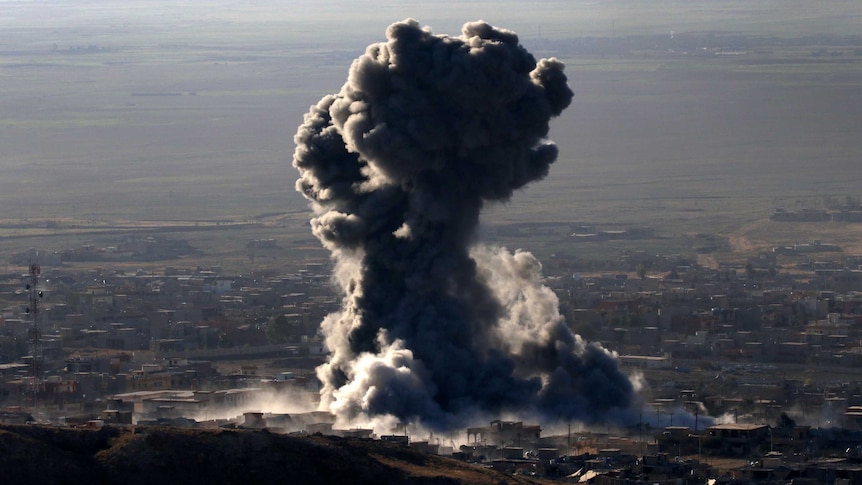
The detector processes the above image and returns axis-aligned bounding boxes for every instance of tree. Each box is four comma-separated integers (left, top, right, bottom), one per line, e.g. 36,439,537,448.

776,412,796,430
266,314,293,343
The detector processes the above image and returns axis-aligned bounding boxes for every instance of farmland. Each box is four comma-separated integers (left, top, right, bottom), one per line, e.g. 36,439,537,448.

1,1,861,274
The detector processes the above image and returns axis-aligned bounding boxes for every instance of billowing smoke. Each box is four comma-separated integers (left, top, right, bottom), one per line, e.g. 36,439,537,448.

292,19,637,430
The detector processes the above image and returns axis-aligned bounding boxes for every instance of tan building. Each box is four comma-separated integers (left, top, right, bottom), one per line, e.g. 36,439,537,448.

706,423,769,455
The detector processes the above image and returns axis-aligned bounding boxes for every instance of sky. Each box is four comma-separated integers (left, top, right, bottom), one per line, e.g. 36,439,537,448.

0,0,860,224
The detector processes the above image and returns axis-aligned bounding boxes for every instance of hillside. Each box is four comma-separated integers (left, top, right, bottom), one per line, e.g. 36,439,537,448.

0,424,552,485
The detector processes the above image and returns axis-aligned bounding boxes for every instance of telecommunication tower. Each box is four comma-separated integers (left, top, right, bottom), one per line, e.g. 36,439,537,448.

25,263,44,396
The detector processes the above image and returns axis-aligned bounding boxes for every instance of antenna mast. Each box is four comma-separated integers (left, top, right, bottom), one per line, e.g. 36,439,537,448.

26,263,44,398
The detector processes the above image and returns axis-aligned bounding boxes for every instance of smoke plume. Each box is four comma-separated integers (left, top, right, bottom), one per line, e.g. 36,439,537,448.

292,19,637,430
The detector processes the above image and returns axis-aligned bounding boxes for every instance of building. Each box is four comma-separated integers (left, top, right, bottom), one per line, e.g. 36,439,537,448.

706,423,769,455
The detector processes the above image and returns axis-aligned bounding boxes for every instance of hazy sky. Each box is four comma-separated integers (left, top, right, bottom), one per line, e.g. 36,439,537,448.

1,0,861,223
4,1,862,44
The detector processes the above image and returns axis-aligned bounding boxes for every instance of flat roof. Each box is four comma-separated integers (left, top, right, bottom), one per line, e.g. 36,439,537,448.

708,423,768,431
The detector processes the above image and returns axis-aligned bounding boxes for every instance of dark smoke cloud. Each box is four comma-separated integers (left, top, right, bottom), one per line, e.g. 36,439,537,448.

293,19,637,430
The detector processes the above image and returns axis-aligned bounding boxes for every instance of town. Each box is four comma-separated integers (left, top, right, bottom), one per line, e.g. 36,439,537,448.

3,0,862,481
1,224,861,483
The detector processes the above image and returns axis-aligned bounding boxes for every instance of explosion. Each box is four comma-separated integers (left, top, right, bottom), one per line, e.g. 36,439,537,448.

292,19,637,430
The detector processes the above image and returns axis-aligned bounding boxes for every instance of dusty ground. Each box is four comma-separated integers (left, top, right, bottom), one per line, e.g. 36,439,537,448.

0,424,556,485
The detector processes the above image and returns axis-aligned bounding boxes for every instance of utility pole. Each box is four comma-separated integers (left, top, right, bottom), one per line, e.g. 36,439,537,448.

26,263,44,402
695,406,701,462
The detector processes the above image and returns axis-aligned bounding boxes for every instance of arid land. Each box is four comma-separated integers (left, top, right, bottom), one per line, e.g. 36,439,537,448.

1,18,861,275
